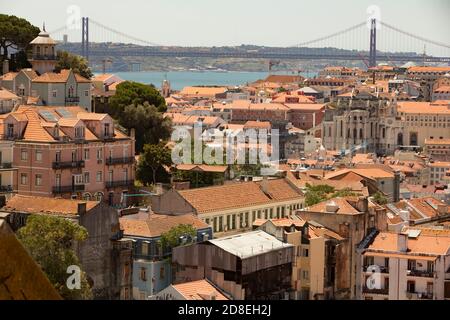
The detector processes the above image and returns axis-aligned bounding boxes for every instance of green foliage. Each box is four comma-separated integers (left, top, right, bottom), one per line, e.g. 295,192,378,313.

160,224,197,249
372,191,388,205
304,184,360,207
55,50,93,79
0,14,40,61
119,102,172,153
17,215,93,300
136,142,172,186
110,81,166,118
330,188,358,198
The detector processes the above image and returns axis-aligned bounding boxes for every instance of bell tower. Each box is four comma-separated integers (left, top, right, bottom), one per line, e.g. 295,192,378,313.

29,24,57,75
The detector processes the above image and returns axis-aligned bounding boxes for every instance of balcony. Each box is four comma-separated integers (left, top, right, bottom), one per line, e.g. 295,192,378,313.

406,292,433,300
106,180,134,189
65,96,80,103
408,269,434,278
52,184,85,194
363,265,389,273
362,287,389,295
52,160,85,170
0,185,16,193
106,157,135,166
30,54,57,60
0,162,13,169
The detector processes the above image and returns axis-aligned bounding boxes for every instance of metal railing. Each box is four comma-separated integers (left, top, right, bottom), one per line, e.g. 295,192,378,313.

408,269,434,278
52,184,85,194
65,96,80,103
363,287,389,295
106,180,134,189
106,157,135,165
52,160,85,170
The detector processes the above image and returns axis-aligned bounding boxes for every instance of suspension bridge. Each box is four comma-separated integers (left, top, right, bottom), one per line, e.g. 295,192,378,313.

49,17,450,68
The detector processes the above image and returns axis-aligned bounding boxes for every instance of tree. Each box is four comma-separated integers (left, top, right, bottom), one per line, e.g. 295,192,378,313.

55,50,93,79
136,142,172,186
372,191,388,205
17,215,93,300
119,102,172,153
109,81,167,118
0,14,40,62
160,224,197,249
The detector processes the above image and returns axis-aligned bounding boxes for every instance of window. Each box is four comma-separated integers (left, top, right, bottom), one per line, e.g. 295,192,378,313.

302,270,309,280
84,149,89,160
84,90,89,97
35,150,42,161
75,127,84,139
160,266,165,279
74,174,83,185
408,259,416,271
21,149,28,161
52,90,57,98
218,216,223,232
123,168,128,181
97,148,103,160
84,172,90,184
303,248,309,257
427,261,434,273
231,214,236,230
142,242,148,255
140,267,147,281
55,151,61,162
96,171,103,182
55,174,61,186
104,123,110,137
108,170,113,182
6,123,14,137
407,281,415,293
35,174,42,186
20,173,28,185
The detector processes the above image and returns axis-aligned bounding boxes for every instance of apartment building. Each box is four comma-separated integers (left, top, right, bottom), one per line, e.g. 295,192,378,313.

119,213,212,300
0,88,20,114
357,228,450,300
254,217,345,300
428,161,450,185
0,28,92,111
424,138,450,161
151,178,305,238
0,106,135,205
0,140,16,199
297,196,388,299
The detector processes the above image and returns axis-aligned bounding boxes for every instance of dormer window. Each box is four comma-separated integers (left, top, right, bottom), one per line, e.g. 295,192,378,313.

68,86,74,97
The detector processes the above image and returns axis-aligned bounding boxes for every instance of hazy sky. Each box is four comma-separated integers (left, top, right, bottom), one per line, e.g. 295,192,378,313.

1,0,449,48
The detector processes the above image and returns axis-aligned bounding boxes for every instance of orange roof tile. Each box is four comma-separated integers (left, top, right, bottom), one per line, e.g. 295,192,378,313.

172,279,229,300
3,195,99,216
306,197,360,215
120,213,209,238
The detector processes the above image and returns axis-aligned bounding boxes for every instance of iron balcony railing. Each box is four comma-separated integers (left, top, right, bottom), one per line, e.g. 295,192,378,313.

65,96,80,103
0,162,13,169
30,54,57,60
52,184,85,194
408,269,435,278
363,287,389,295
106,180,134,189
106,157,135,165
52,160,85,170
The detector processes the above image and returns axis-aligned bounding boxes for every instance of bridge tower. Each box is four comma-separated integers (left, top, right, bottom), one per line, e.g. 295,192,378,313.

81,17,89,61
369,18,377,68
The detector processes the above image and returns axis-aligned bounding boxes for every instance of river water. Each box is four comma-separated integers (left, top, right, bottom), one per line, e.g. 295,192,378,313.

114,71,314,90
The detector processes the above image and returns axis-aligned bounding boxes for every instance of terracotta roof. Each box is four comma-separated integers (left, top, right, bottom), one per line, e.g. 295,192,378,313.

77,112,108,121
434,85,450,93
284,103,325,111
178,178,303,214
264,75,303,83
306,197,360,215
3,195,99,216
397,101,450,115
172,279,229,300
32,69,90,83
325,168,394,180
408,66,450,73
176,164,228,173
367,231,450,256
425,138,450,145
243,121,271,130
0,88,19,100
91,74,114,82
120,213,209,238
253,217,306,228
179,86,227,97
0,72,18,81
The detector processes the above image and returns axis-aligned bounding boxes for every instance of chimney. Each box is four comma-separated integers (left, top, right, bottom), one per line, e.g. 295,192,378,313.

437,204,448,216
77,202,87,216
393,171,401,203
2,60,9,75
397,232,408,253
130,128,136,139
399,210,410,222
260,176,269,195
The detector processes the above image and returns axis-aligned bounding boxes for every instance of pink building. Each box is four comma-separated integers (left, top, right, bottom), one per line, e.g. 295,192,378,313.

0,106,135,206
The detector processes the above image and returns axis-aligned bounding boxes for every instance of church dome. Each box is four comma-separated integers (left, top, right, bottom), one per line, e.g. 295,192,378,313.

30,28,57,45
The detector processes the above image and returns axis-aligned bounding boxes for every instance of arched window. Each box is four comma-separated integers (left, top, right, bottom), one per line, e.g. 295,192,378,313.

353,128,357,143
328,126,332,137
83,193,92,201
410,132,418,146
340,121,343,137
94,192,104,202
359,128,363,139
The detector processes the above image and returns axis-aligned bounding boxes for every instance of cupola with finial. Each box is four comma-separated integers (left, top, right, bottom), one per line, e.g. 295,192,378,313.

29,23,57,75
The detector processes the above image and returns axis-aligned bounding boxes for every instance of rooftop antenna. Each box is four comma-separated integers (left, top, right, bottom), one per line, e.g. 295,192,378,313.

43,22,46,32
